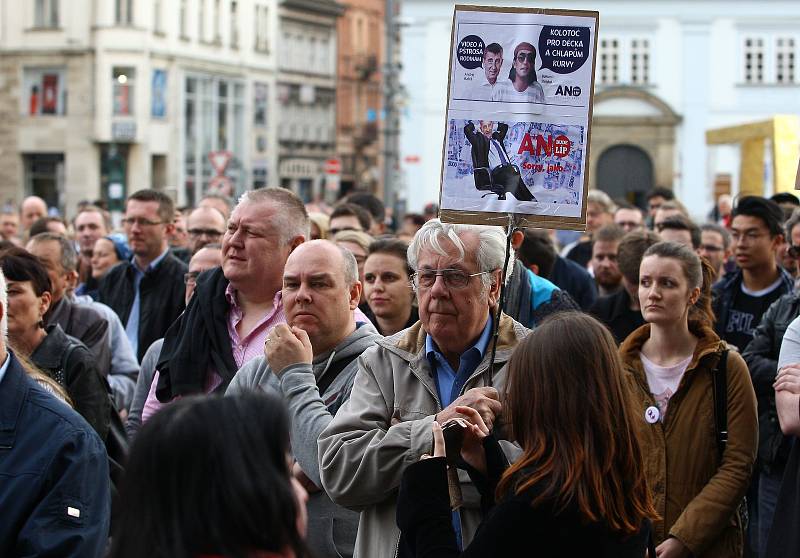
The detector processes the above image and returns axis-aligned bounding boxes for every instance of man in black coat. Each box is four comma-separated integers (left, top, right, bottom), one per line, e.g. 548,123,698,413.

464,120,536,202
99,189,187,362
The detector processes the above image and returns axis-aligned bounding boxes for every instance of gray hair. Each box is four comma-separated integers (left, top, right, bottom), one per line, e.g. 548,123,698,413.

337,244,359,286
29,232,78,272
587,189,617,214
407,219,513,289
236,188,310,244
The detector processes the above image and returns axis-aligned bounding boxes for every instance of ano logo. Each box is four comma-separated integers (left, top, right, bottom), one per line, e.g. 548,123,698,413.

554,85,582,96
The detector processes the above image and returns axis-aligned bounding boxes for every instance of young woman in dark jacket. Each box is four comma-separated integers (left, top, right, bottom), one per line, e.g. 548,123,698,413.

0,248,110,438
396,312,657,557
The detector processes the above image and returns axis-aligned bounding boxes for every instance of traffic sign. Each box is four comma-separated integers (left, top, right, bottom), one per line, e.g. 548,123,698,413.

324,158,341,175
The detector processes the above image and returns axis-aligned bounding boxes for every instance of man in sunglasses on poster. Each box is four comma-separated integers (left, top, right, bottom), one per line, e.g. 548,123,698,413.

493,41,545,103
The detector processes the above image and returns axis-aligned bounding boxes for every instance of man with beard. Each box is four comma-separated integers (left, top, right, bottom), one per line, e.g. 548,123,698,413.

493,42,545,103
590,224,624,296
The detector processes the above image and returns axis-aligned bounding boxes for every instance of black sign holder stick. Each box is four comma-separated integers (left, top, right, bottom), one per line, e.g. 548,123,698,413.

484,213,518,387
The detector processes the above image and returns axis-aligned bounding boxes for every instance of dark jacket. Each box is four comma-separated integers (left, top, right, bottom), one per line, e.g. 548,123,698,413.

0,351,111,557
590,288,645,344
464,121,510,189
396,437,650,558
549,255,598,310
46,296,111,376
155,266,237,402
742,291,800,471
98,251,187,361
31,324,111,440
505,259,580,328
711,267,794,344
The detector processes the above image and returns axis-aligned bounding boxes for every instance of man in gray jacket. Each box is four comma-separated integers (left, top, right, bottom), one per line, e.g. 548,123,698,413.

227,240,381,558
319,219,529,558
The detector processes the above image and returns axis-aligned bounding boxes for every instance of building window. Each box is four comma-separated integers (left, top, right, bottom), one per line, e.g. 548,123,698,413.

254,82,268,126
180,0,188,38
630,39,650,85
113,67,136,116
183,74,245,205
24,154,64,211
744,37,765,84
255,4,269,52
115,0,133,25
199,0,206,41
213,0,221,42
34,0,59,28
22,68,67,116
599,38,619,85
153,0,163,33
230,1,239,48
777,37,796,84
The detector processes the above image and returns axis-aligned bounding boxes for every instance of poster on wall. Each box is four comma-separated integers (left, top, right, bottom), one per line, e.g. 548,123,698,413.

439,5,599,230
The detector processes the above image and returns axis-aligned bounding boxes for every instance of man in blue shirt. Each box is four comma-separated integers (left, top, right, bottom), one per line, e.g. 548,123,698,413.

99,190,187,361
320,219,529,558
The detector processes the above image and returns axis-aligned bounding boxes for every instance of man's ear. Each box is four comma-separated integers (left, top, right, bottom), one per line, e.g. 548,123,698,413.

527,263,539,276
510,229,524,250
349,281,362,310
65,270,79,290
487,269,503,306
289,236,305,253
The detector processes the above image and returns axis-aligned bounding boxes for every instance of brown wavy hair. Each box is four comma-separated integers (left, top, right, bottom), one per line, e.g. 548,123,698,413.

497,312,657,535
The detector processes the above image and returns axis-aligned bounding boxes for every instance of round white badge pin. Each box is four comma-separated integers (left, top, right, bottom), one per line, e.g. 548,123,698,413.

645,406,660,424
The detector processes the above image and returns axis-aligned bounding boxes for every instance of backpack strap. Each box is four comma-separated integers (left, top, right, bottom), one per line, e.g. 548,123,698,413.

711,349,729,462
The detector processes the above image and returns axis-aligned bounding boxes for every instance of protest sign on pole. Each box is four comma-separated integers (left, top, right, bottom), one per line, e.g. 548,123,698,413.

438,5,599,230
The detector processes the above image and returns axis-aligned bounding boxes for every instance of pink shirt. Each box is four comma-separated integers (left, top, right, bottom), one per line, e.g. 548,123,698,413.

141,287,286,423
141,287,372,423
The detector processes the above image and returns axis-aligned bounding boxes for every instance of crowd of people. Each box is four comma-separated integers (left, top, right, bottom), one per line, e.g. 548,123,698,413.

2,184,800,558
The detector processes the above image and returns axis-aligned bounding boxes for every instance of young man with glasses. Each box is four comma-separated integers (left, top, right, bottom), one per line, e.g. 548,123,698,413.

320,219,528,558
493,42,545,103
98,189,187,361
713,196,794,354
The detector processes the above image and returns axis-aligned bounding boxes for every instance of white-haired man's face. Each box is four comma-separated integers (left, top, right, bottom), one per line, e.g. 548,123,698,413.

414,232,500,359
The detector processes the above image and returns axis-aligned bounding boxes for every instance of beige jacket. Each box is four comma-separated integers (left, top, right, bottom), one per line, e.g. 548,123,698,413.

318,313,528,558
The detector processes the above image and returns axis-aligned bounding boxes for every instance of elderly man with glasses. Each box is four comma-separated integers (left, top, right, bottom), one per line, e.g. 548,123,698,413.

98,189,188,362
319,219,529,558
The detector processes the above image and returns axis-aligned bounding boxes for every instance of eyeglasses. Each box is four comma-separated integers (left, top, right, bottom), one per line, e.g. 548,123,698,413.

731,231,769,243
516,52,535,62
122,217,164,227
330,226,360,236
412,268,489,289
188,228,224,238
184,271,201,285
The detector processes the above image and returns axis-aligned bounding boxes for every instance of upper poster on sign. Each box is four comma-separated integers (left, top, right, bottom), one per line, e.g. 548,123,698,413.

439,6,599,229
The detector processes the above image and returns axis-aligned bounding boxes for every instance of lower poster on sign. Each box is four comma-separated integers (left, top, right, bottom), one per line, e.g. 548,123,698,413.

441,117,585,220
